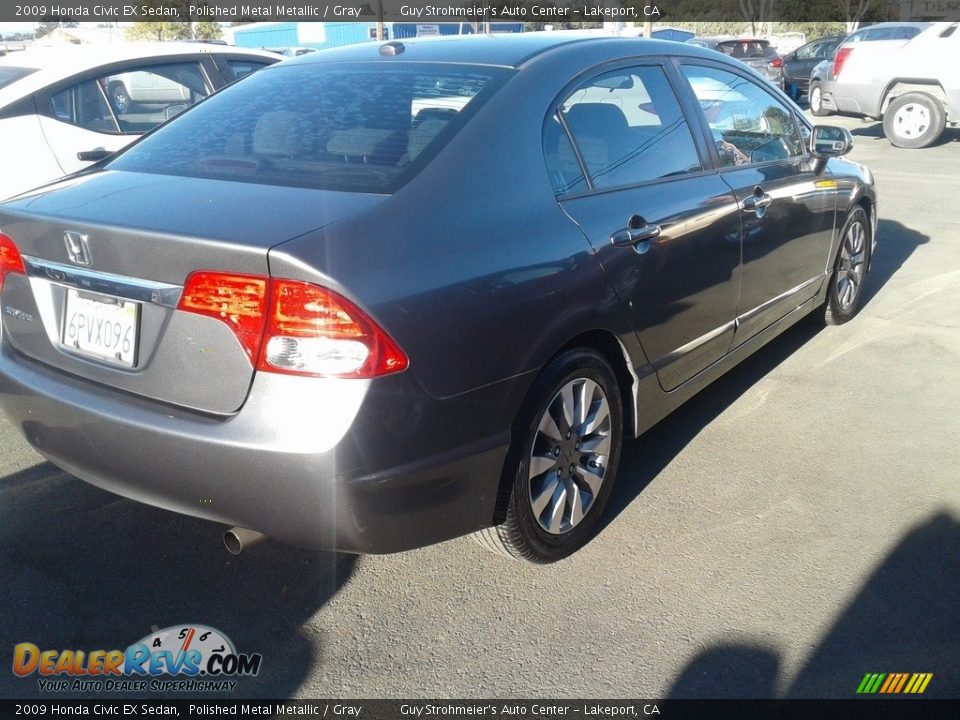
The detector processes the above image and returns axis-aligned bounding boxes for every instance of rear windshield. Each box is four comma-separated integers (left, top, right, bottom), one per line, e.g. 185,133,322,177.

0,66,38,90
108,61,511,193
717,41,772,58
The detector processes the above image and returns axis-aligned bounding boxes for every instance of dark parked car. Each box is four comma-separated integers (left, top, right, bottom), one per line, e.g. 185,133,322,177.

0,36,877,563
687,37,785,89
782,34,847,100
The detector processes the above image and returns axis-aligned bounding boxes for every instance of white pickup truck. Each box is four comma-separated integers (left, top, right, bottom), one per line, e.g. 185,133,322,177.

824,22,959,148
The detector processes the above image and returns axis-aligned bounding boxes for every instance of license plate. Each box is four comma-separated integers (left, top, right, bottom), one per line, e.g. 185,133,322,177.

61,289,140,367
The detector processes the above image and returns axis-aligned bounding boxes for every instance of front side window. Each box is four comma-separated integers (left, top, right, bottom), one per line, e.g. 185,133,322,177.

108,62,509,193
556,66,702,191
682,65,804,167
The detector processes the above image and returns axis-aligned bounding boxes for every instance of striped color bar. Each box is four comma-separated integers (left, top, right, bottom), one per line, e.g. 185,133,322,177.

857,672,933,694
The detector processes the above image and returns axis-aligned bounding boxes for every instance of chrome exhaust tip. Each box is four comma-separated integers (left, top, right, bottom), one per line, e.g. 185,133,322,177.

224,527,267,555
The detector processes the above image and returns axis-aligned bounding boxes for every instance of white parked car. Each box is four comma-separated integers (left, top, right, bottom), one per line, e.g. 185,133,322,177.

0,43,278,199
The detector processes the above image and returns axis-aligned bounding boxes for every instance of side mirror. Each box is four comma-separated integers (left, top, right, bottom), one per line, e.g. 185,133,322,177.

810,125,853,158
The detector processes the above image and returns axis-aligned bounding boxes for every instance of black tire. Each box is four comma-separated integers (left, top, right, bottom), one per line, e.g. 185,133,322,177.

474,348,623,563
809,82,828,117
109,83,131,114
882,92,946,149
815,206,871,326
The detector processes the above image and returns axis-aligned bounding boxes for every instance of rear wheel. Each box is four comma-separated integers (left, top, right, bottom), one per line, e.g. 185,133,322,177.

817,206,871,326
474,348,623,563
883,92,946,149
809,82,827,116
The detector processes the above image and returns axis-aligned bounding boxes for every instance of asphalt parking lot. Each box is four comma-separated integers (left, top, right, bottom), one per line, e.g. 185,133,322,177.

1,112,958,700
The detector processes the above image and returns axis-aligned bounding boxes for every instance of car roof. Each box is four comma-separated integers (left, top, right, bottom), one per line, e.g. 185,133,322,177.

0,42,277,105
280,33,716,70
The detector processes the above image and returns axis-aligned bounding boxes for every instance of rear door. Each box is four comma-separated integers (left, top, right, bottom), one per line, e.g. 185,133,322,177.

549,62,743,391
677,62,837,344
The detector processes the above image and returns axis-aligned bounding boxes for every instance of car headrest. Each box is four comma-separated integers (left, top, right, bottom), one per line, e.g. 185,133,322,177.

253,111,305,157
563,103,629,140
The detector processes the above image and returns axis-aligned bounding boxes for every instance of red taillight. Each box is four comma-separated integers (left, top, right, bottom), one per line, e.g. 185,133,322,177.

176,271,408,378
833,47,853,78
0,232,27,294
769,57,783,68
258,280,408,378
178,272,268,362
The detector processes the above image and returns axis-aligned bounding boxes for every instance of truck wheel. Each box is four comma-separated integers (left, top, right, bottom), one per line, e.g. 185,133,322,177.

883,92,946,149
109,83,131,114
809,82,828,117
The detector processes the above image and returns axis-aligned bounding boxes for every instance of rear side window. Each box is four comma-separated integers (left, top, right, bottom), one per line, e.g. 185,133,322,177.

0,66,38,90
108,63,510,193
51,79,118,133
555,66,702,191
47,62,208,135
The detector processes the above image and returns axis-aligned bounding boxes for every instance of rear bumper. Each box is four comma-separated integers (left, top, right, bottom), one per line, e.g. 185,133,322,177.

0,342,512,553
820,81,877,117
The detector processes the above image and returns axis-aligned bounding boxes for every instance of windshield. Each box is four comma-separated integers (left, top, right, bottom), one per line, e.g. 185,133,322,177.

108,61,511,194
0,66,38,90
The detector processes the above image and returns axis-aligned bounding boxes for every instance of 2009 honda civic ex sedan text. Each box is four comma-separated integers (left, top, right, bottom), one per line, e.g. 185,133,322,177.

0,35,876,563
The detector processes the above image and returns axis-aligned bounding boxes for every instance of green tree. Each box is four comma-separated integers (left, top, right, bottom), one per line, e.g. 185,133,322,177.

193,21,223,41
125,22,193,41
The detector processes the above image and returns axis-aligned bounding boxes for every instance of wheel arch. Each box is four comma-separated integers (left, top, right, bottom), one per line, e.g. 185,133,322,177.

879,80,948,116
490,328,640,525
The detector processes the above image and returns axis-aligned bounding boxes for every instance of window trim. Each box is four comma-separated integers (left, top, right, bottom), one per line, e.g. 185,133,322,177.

543,57,716,199
672,58,809,172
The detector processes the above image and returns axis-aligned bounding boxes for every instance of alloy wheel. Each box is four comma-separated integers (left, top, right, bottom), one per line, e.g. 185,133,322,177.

836,218,866,311
527,378,612,534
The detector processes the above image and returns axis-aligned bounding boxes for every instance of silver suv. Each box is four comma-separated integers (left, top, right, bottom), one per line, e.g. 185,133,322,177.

808,22,930,116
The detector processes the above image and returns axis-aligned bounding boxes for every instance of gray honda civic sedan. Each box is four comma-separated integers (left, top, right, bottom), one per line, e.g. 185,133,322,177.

0,35,876,563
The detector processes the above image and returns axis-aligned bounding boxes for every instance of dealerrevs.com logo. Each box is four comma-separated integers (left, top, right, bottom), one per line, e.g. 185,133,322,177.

13,625,262,693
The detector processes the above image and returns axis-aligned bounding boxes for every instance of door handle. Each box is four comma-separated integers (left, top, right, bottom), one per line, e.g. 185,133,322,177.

610,220,661,248
742,188,773,213
77,149,113,162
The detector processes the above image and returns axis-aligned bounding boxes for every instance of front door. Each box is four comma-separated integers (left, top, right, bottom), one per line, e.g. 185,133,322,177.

678,63,837,344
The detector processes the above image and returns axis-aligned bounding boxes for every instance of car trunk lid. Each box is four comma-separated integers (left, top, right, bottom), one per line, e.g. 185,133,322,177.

0,170,384,414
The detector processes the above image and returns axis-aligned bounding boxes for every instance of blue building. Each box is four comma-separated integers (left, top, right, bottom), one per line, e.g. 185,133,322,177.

230,22,523,52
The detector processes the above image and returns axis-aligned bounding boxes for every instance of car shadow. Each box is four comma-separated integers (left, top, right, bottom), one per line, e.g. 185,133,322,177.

0,462,356,699
859,219,929,310
601,218,926,533
852,122,960,146
601,318,822,534
850,122,885,140
664,511,960,698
